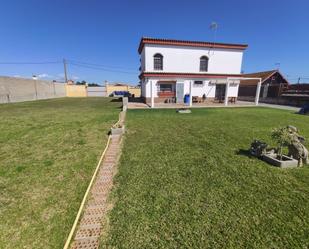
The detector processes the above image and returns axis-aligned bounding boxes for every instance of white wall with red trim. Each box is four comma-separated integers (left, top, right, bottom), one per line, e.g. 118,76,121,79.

142,44,244,74
141,79,239,98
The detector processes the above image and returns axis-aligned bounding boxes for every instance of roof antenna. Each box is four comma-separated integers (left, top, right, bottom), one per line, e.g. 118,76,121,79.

275,62,281,70
209,22,218,56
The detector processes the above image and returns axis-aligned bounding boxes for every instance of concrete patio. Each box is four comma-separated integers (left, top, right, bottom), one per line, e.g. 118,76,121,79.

128,100,256,109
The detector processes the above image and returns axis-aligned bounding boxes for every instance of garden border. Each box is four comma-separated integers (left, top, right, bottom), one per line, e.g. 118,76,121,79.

63,98,127,249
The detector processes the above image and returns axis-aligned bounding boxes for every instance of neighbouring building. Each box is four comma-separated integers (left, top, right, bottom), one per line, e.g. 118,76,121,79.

238,70,309,107
138,37,261,107
239,70,289,99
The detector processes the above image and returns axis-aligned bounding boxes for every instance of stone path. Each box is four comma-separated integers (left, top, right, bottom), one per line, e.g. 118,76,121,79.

70,134,122,249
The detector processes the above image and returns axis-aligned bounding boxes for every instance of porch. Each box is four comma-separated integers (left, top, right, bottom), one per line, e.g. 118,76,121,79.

128,100,256,109
146,77,262,108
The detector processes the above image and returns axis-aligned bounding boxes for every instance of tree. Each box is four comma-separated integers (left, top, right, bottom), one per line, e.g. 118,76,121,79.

88,83,100,87
76,80,87,85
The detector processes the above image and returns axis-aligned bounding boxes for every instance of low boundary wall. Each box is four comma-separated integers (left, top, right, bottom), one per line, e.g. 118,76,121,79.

0,76,66,103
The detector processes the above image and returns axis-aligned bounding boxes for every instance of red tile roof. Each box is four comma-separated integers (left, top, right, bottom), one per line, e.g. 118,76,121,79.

240,70,289,85
139,72,243,79
138,37,248,54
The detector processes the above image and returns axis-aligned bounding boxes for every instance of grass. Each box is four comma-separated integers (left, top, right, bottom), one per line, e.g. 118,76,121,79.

0,97,121,248
103,107,309,249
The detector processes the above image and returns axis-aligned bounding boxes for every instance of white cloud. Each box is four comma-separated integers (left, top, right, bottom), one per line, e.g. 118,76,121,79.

72,75,79,80
38,73,52,78
13,75,21,78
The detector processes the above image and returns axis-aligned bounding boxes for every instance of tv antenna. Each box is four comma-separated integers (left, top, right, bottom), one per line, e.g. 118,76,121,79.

208,22,218,56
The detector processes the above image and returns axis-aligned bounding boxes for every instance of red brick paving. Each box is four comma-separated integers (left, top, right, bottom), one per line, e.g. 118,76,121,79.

70,134,122,249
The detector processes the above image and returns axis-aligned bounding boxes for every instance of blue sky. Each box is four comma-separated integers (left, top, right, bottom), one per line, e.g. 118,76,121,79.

0,0,309,84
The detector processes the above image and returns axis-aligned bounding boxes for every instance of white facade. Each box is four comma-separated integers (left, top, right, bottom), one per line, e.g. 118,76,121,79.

142,79,239,98
139,38,247,106
143,44,244,74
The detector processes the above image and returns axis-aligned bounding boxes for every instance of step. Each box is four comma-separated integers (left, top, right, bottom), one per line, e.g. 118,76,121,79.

71,237,99,249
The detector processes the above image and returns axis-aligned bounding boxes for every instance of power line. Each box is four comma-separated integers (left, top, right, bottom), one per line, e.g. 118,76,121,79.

69,62,137,75
0,61,61,64
67,59,137,71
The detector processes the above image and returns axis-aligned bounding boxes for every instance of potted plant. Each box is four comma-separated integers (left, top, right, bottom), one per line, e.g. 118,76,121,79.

262,127,298,168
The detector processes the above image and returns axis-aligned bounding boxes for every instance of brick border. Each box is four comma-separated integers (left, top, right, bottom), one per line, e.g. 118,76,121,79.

63,106,126,249
70,134,123,249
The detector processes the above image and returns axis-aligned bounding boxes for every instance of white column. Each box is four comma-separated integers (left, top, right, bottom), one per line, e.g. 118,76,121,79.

224,80,230,106
189,81,192,107
151,80,154,108
255,79,262,106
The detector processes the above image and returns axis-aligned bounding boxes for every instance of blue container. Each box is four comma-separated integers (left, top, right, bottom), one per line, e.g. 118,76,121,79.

184,94,190,104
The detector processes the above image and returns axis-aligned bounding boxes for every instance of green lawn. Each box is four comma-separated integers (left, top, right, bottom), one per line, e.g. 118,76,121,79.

0,98,121,248
103,107,309,249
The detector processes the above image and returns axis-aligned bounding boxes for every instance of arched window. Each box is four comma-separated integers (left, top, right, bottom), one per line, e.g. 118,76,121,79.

200,56,209,72
154,53,163,70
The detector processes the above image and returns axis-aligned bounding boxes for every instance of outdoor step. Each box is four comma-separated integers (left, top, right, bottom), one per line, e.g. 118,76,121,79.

86,204,106,211
93,181,111,189
75,226,101,240
92,183,112,189
79,223,101,229
96,173,113,180
97,169,113,175
91,186,111,195
98,169,114,175
84,207,106,216
87,198,107,206
105,151,117,155
91,192,109,199
71,237,99,249
102,163,114,168
79,216,102,226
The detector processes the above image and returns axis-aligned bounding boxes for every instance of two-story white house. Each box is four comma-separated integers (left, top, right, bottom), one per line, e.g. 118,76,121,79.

138,37,259,107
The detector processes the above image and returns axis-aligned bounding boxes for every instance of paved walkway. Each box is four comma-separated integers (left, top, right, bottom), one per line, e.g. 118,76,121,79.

71,134,122,249
128,101,255,109
258,103,300,112
128,101,301,112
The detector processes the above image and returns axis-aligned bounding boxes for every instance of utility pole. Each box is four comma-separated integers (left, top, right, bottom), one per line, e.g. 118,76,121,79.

63,58,68,83
297,77,301,92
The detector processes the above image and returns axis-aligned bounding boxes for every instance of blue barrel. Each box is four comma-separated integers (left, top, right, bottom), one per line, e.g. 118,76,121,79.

184,94,190,104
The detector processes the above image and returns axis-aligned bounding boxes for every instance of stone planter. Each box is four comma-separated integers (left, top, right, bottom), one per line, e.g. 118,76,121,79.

262,154,298,168
111,125,125,135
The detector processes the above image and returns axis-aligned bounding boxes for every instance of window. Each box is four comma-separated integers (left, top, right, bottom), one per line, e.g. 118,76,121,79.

159,83,173,92
200,56,209,72
194,81,204,87
154,53,163,70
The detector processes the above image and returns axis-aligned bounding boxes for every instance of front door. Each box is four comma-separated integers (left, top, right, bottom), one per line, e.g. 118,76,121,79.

215,84,226,102
176,83,184,103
